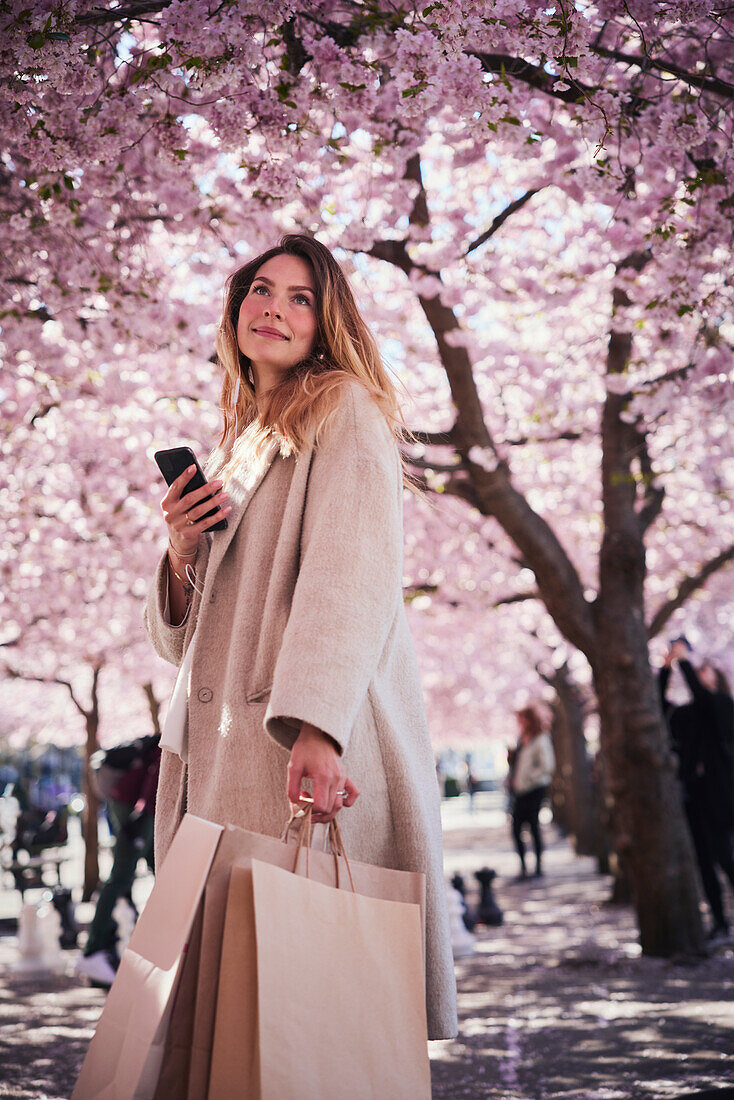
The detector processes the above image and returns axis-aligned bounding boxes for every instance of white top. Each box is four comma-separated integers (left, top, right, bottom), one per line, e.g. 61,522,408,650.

159,588,192,762
513,733,555,795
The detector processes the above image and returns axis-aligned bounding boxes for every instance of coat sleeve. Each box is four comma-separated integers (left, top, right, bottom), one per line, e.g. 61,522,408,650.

142,550,190,666
658,666,671,709
678,659,713,708
265,387,402,755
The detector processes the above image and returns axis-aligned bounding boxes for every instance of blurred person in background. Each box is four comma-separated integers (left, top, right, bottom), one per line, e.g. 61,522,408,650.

75,736,160,987
507,706,556,880
659,639,734,944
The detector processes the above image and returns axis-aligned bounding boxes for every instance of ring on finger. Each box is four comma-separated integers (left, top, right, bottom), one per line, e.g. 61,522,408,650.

336,789,348,798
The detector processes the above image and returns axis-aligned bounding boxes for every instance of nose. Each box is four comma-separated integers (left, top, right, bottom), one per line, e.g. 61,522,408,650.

263,302,282,320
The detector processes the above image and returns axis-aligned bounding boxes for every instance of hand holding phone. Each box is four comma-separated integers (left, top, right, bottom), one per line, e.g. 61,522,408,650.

154,446,231,556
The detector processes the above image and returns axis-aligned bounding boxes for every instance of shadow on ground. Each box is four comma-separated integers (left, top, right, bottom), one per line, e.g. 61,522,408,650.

0,967,105,1099
1,804,732,1099
434,809,734,1099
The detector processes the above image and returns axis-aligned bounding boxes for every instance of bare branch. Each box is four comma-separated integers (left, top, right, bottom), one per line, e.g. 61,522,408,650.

366,239,415,275
504,428,588,447
593,43,734,102
78,1,173,27
470,52,592,104
465,189,541,256
401,453,464,473
634,427,666,534
648,544,734,640
493,590,540,608
30,402,61,426
637,362,695,390
0,616,44,644
3,665,88,717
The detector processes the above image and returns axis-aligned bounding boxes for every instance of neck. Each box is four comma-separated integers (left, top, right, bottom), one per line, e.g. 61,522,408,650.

251,362,283,403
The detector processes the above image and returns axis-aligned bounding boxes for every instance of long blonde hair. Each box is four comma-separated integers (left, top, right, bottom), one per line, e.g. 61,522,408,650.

207,234,405,484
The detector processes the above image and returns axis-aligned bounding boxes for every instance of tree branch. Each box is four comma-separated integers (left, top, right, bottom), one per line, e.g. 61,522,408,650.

401,453,464,473
637,362,695,390
633,427,665,534
647,544,734,640
493,590,540,608
0,616,45,645
78,1,173,26
3,666,88,717
465,189,541,255
366,239,415,276
504,428,587,447
470,52,592,104
593,44,734,102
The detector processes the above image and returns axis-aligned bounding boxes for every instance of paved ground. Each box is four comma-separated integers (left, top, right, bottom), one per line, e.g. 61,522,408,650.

1,796,733,1099
438,800,734,1099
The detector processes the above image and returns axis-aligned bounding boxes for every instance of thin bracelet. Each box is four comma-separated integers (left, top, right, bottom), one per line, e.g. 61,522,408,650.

167,558,194,586
168,540,198,560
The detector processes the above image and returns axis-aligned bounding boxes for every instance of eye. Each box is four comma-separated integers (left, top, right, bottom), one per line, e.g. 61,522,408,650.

293,293,313,306
252,283,269,295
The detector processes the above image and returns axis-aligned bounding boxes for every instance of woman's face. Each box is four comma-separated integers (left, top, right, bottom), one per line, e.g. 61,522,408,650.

237,253,318,383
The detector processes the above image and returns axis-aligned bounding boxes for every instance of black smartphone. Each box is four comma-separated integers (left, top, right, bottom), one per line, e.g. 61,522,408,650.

154,446,228,532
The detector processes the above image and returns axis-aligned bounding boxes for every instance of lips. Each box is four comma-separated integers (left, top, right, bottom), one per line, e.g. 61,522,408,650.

252,326,289,340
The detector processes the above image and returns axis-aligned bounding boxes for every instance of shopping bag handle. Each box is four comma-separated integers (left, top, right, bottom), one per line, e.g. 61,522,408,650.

329,817,356,894
286,805,356,893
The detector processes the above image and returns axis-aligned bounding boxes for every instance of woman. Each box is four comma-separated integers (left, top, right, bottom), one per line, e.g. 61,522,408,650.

508,706,555,879
143,234,457,1039
660,641,734,943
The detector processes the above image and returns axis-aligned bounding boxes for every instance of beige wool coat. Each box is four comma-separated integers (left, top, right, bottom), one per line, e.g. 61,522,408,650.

143,381,458,1040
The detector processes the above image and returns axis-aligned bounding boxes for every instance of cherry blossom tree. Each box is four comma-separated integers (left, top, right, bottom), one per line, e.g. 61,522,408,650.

2,1,734,952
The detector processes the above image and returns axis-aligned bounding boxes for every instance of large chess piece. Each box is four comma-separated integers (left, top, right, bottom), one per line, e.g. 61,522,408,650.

50,886,79,949
13,898,66,976
112,896,137,960
447,884,476,959
474,867,504,926
450,872,477,931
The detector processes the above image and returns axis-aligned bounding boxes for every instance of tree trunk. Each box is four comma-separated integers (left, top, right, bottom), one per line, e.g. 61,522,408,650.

591,647,700,947
594,258,703,954
548,702,571,834
142,682,161,735
549,665,598,857
377,165,707,956
81,669,101,902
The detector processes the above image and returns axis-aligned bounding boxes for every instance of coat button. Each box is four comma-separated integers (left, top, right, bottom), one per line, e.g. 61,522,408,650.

209,591,216,603
197,687,213,703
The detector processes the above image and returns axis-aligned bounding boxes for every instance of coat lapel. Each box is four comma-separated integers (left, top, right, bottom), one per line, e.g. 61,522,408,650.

205,438,280,574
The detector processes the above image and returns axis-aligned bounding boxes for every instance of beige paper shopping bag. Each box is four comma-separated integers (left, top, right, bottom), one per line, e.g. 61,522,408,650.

206,865,260,1100
189,817,426,1100
72,814,223,1100
251,858,431,1100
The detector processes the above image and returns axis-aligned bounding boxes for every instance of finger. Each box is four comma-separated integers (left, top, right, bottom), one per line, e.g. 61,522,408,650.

186,479,224,508
287,760,306,806
342,779,359,808
311,775,332,816
163,465,198,504
327,789,345,818
173,500,230,537
184,489,230,524
171,506,230,541
201,505,231,530
312,790,343,823
176,481,224,519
